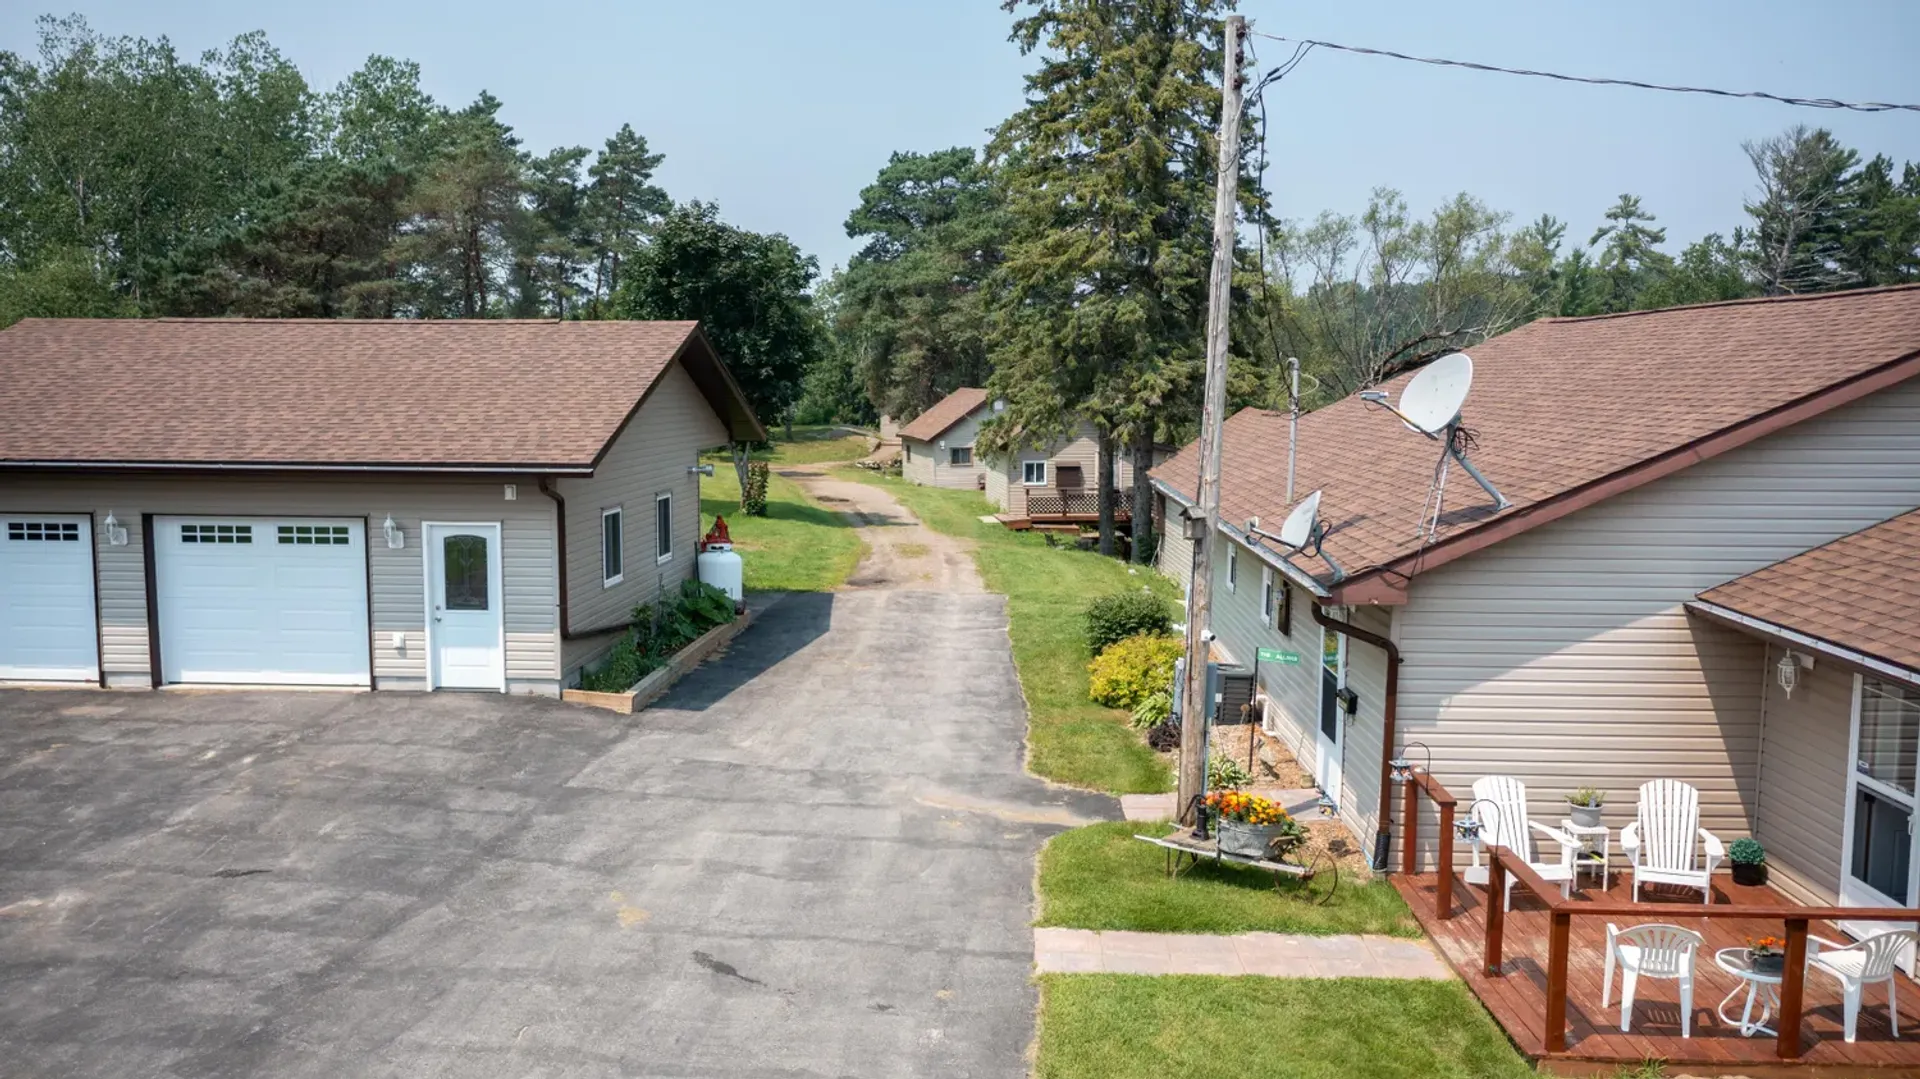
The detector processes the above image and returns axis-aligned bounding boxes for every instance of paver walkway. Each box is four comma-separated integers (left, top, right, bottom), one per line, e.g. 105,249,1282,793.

1034,928,1451,979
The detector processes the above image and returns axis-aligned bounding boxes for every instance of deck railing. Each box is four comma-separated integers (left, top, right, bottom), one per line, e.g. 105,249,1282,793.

1486,838,1920,1059
1401,770,1456,921
1026,490,1129,518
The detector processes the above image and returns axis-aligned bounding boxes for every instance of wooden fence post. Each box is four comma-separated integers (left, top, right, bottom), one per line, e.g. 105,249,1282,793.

1484,853,1506,976
1545,910,1571,1053
1777,917,1809,1059
1401,775,1418,877
1437,800,1455,922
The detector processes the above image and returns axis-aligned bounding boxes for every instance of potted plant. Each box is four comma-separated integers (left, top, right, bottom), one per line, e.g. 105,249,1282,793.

1565,787,1605,829
1729,837,1768,886
1746,934,1785,975
1203,790,1306,860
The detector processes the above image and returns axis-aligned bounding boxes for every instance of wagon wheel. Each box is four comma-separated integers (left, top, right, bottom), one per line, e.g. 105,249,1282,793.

1272,847,1339,905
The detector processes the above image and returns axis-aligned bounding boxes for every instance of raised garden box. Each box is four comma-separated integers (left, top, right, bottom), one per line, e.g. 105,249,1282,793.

561,608,754,715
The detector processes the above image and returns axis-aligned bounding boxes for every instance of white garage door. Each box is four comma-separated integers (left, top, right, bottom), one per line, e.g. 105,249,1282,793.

0,515,99,683
155,517,371,686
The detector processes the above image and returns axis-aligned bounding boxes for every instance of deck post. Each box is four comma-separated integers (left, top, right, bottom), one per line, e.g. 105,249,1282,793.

1484,853,1506,975
1401,773,1418,877
1545,910,1571,1053
1777,917,1809,1059
1437,800,1455,921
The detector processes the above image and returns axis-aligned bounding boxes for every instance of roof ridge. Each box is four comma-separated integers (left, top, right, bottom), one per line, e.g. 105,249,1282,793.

1545,283,1920,325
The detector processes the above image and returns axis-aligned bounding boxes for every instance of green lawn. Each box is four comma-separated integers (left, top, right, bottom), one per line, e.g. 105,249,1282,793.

700,462,863,593
838,468,1176,793
1035,975,1535,1079
1038,821,1420,937
727,424,873,466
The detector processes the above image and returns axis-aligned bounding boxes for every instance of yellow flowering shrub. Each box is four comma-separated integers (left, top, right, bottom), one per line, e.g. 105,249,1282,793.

1086,633,1183,709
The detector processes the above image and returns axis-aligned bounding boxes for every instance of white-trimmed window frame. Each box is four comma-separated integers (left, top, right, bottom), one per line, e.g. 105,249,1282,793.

1261,565,1275,622
1228,546,1238,592
1022,460,1048,486
655,492,674,565
601,506,624,587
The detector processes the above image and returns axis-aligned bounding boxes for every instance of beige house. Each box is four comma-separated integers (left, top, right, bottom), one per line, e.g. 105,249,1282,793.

0,318,761,697
899,387,993,490
1152,285,1920,908
981,418,1141,519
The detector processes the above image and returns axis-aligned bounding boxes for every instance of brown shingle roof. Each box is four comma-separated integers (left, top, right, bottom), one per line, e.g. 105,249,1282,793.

1696,508,1920,674
0,318,764,471
1152,285,1920,600
898,387,990,443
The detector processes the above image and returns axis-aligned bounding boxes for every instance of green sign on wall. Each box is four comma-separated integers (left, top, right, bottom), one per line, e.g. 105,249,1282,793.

1256,647,1301,665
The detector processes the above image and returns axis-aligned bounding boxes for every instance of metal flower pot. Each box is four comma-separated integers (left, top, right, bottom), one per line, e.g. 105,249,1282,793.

1749,951,1785,975
1568,802,1603,829
1216,818,1289,859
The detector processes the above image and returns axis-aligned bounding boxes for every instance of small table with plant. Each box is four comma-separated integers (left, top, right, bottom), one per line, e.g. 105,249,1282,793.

1714,937,1786,1037
1562,786,1611,888
1134,790,1338,902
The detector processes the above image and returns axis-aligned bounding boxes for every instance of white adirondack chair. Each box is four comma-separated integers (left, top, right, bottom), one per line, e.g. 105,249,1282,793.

1603,922,1704,1037
1621,779,1724,903
1461,775,1580,912
1809,930,1920,1042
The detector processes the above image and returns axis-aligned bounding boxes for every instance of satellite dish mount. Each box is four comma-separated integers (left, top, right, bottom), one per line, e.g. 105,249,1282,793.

1245,489,1346,582
1359,353,1511,540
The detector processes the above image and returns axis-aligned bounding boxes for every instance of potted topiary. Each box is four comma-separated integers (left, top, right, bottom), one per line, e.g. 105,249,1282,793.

1729,837,1768,886
1203,790,1306,860
1565,787,1605,829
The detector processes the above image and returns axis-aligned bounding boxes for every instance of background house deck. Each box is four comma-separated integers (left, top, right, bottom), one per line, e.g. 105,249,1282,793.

1393,872,1920,1075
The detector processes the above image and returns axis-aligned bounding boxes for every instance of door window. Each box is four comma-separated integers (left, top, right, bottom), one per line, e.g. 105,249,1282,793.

1852,786,1914,904
443,535,489,611
1860,681,1920,795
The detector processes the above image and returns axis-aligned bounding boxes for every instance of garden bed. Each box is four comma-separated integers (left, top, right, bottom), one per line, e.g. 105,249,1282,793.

562,608,755,714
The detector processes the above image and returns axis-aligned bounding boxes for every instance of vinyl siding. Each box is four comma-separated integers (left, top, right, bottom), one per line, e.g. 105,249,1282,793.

922,410,990,490
1392,374,1920,871
984,465,1011,512
900,438,935,486
1753,644,1856,906
0,473,560,693
991,420,1135,517
554,359,730,651
1155,492,1195,594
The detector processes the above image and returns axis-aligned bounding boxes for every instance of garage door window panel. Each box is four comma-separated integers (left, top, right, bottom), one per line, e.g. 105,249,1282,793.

181,523,252,544
278,525,349,546
443,535,490,611
8,521,80,542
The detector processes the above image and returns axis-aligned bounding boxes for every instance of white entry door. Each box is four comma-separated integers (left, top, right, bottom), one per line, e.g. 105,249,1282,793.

1840,674,1920,965
425,523,504,691
0,515,99,683
155,517,370,686
1316,617,1346,805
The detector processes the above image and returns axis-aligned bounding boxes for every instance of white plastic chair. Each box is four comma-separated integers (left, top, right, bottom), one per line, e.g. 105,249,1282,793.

1603,922,1703,1037
1460,775,1581,911
1809,930,1919,1042
1621,779,1724,903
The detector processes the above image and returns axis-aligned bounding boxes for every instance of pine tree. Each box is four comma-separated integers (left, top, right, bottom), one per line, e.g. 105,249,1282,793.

583,124,669,310
1589,194,1672,312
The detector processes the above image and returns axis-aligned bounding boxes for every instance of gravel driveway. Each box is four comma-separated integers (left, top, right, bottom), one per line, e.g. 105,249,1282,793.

0,483,1110,1078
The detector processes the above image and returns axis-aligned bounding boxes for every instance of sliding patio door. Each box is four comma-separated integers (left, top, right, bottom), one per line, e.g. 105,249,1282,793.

1839,675,1920,963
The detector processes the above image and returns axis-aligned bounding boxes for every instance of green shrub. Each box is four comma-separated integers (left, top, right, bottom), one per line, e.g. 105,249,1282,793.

581,579,738,693
743,460,770,516
1087,633,1182,709
1208,753,1252,789
1084,591,1173,655
1728,837,1766,865
1130,688,1172,729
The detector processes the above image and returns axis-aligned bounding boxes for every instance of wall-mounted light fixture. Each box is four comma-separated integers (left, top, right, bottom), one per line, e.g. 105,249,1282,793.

101,512,128,546
688,463,715,477
1776,649,1813,698
1389,741,1431,784
383,515,405,549
503,484,517,501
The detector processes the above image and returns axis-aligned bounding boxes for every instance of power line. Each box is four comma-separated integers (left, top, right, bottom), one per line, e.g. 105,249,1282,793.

1247,31,1920,114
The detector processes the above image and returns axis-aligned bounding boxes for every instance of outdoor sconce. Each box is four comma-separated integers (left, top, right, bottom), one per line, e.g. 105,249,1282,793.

101,513,128,546
1389,741,1431,784
1455,798,1503,845
382,515,405,549
689,463,715,477
1776,649,1812,699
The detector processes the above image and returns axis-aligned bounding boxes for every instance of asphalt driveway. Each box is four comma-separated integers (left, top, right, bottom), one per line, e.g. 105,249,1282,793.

0,590,1115,1077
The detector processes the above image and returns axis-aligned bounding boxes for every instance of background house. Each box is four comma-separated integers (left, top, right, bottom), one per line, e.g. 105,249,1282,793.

1153,286,1920,906
0,318,761,697
899,387,992,490
981,417,1145,520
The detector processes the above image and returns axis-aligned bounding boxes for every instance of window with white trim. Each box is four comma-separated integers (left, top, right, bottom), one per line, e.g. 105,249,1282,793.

1022,460,1047,486
1227,546,1238,592
7,521,80,542
601,506,624,586
1262,566,1275,622
655,493,673,564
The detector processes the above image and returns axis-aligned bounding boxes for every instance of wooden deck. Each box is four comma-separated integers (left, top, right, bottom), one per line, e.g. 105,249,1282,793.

1395,871,1920,1075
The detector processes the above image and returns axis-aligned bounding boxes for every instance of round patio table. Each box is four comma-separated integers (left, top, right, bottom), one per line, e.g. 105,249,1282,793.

1714,947,1784,1037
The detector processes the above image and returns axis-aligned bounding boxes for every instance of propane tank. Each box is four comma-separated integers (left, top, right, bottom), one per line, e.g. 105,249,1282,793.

696,516,744,604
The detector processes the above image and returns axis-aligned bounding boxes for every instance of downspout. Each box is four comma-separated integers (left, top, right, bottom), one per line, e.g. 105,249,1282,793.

1312,602,1401,873
539,478,572,638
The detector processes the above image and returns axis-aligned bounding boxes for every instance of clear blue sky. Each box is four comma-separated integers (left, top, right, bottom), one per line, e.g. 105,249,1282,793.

5,1,1916,273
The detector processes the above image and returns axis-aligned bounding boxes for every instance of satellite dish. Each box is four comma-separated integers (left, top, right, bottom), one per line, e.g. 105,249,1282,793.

1397,352,1474,435
1279,490,1322,549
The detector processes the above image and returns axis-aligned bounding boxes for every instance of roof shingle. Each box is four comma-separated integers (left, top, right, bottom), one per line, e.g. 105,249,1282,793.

898,388,990,443
0,318,740,470
1152,285,1920,596
1697,508,1920,674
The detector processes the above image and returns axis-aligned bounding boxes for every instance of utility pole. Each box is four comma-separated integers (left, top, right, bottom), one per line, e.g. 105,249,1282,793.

1176,13,1245,826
